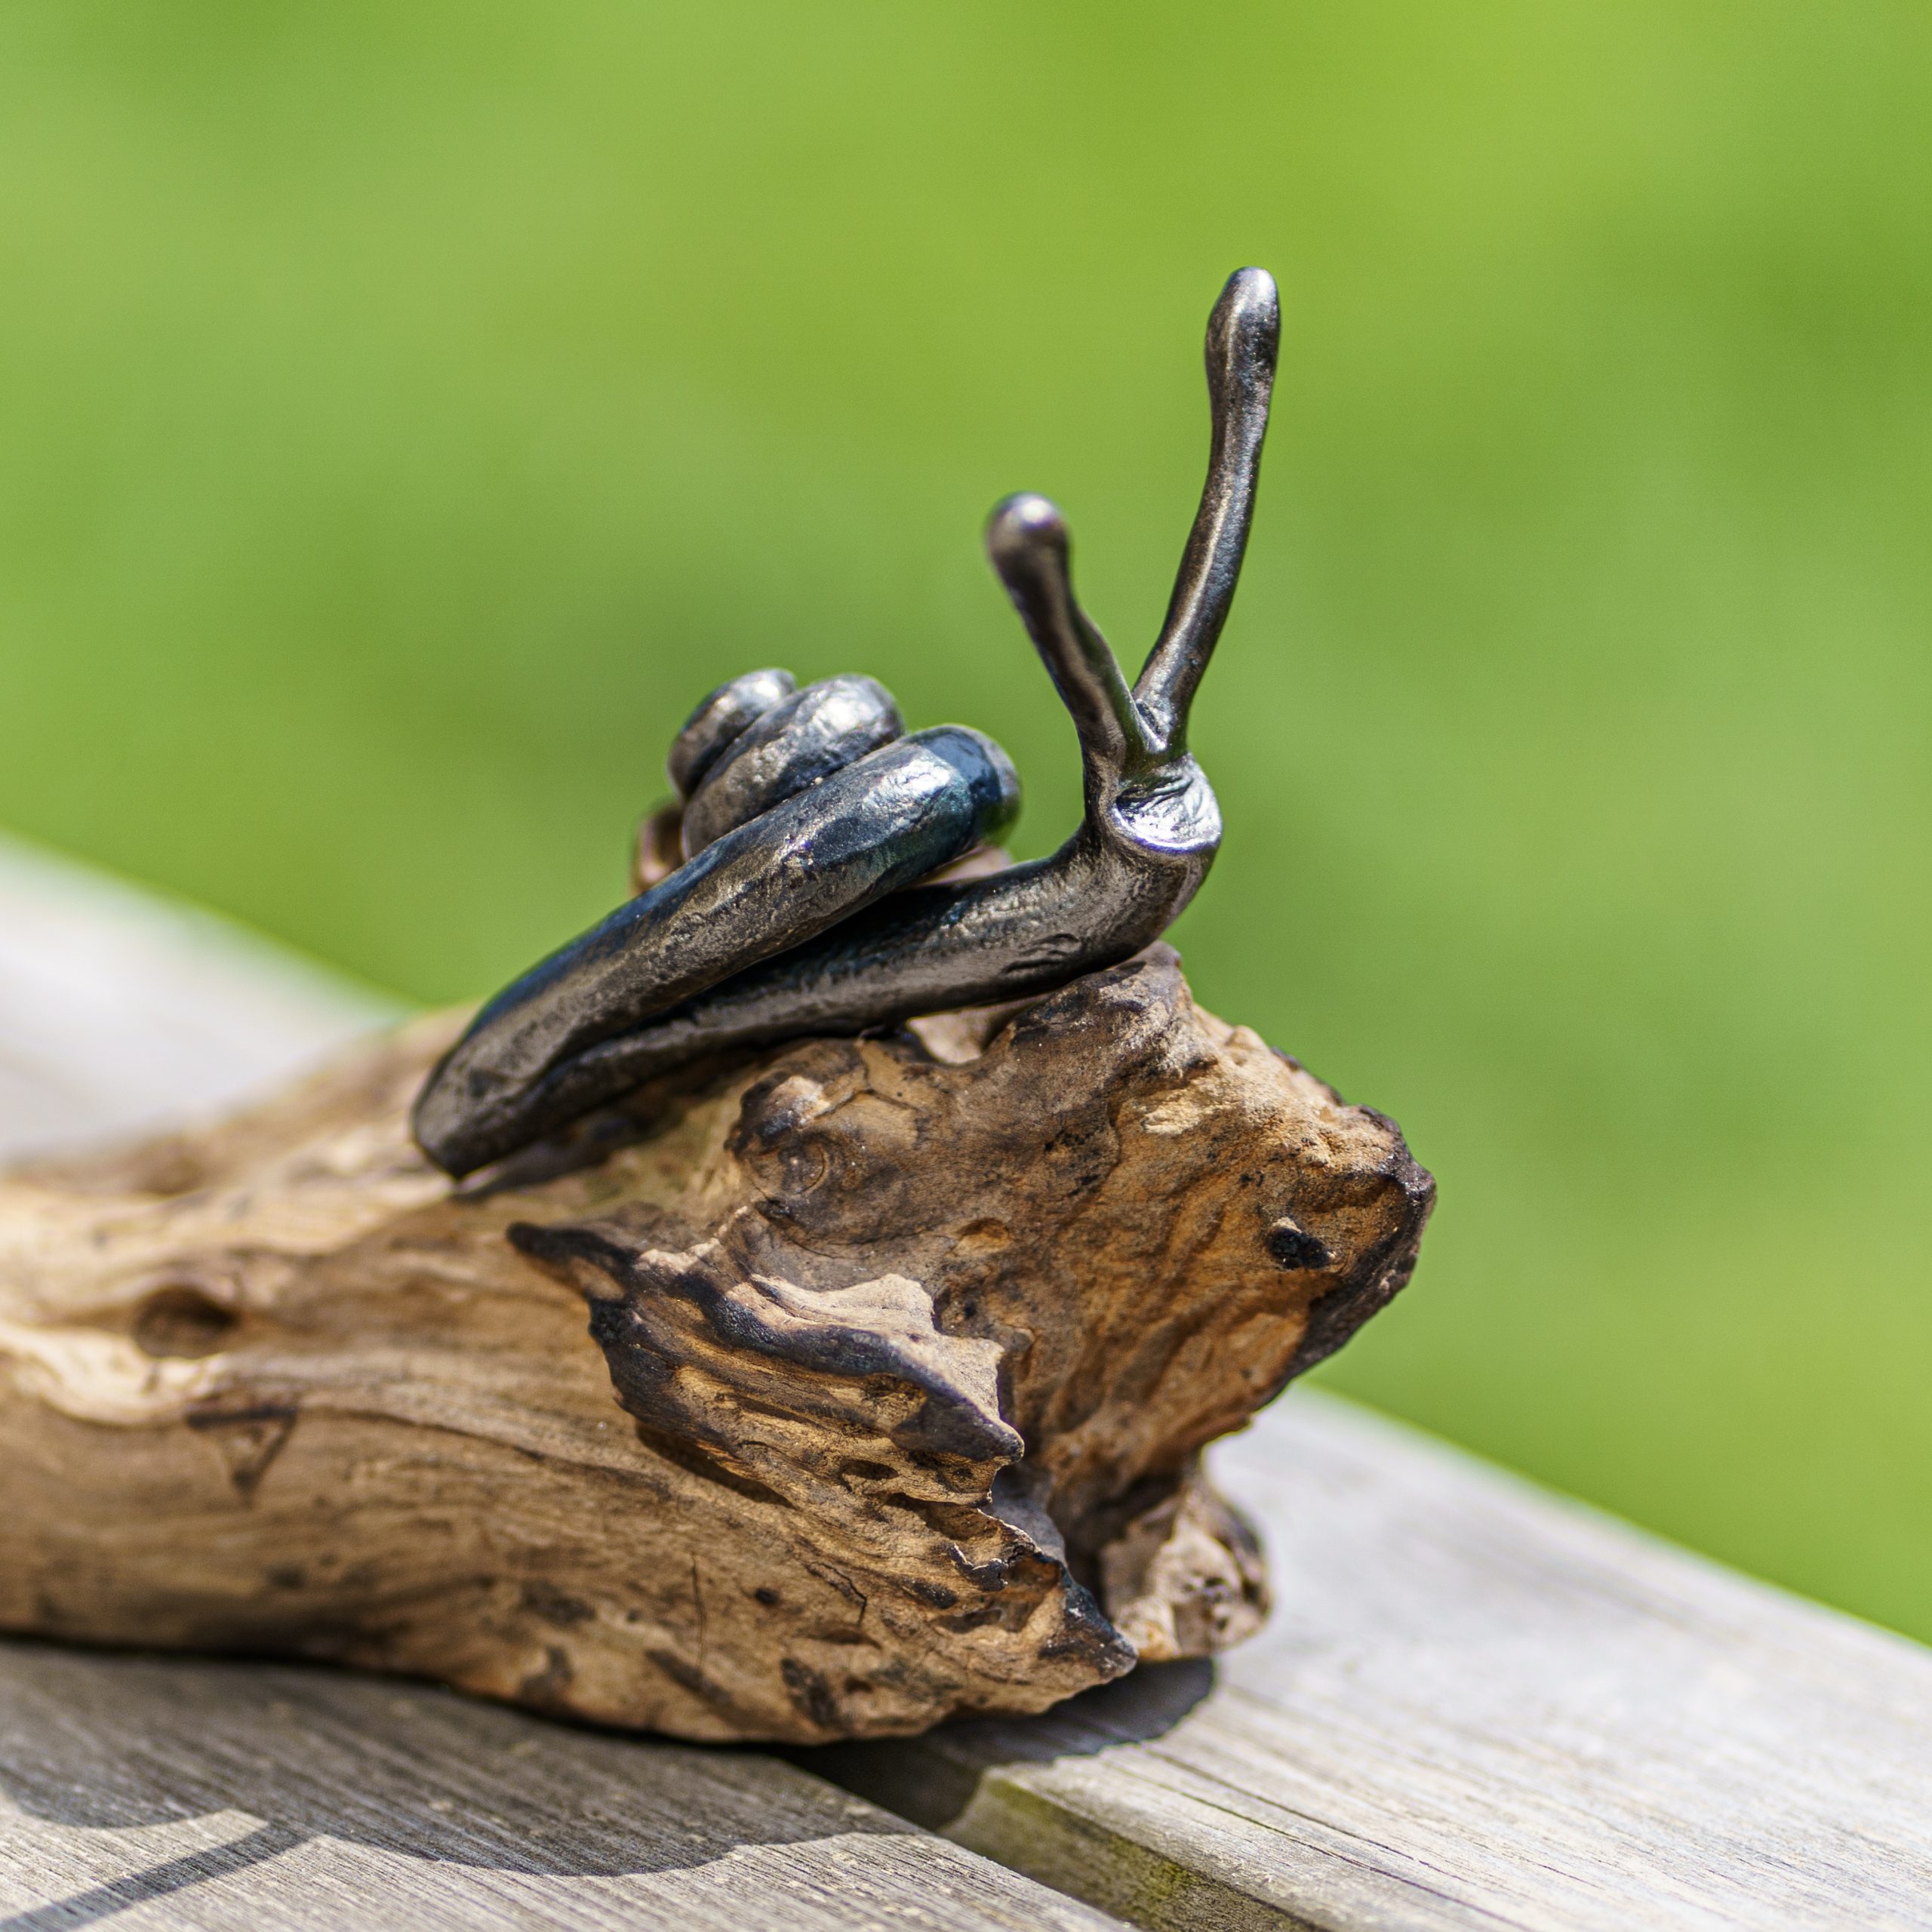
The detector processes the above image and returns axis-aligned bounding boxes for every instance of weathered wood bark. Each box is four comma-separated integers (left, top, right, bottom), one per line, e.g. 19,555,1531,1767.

0,946,1430,1744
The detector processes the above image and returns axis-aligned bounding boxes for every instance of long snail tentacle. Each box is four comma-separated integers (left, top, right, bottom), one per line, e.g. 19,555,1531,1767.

414,266,1278,1177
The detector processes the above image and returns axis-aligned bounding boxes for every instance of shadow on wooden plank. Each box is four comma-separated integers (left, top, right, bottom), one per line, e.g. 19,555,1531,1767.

805,1392,1932,1932
0,1641,1124,1931
0,1824,303,1932
804,1661,1217,1841
2,1642,897,1878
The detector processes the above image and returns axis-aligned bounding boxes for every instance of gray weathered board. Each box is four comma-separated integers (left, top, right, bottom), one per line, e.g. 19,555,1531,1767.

5,832,1930,1931
0,1643,1123,1932
0,834,395,1162
825,1395,1932,1930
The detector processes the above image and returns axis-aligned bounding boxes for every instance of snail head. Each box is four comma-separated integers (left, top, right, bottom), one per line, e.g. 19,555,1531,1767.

983,266,1279,795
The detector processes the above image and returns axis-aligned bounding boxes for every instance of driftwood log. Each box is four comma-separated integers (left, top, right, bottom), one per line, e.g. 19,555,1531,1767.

0,947,1429,1744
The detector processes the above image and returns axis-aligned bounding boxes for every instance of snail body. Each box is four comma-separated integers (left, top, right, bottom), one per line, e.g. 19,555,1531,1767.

414,719,1020,1172
414,268,1278,1177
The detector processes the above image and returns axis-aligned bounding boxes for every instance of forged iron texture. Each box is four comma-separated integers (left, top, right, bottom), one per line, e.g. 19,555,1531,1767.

414,267,1280,1177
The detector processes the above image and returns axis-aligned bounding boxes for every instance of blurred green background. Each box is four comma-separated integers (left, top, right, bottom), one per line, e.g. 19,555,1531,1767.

2,4,1927,1638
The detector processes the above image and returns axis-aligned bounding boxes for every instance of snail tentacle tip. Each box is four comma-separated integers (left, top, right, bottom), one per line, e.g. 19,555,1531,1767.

989,490,1062,530
1217,266,1281,338
1225,262,1278,306
985,492,1068,559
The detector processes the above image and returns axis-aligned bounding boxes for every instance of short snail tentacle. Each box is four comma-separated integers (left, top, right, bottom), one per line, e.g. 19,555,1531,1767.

413,266,1278,1177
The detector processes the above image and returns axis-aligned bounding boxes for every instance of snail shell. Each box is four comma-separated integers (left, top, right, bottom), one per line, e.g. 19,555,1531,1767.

412,679,1022,1174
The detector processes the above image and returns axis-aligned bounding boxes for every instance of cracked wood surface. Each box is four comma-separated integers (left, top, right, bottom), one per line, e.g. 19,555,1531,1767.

0,870,1429,1744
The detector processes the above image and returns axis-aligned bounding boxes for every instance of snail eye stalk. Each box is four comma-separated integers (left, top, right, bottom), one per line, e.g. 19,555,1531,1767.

1134,266,1280,752
984,493,1157,781
983,267,1278,771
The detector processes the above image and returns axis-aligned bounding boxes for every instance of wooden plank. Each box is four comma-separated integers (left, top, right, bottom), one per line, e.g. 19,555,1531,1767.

817,1392,1932,1932
0,1641,1128,1930
12,837,1931,1930
0,833,394,1161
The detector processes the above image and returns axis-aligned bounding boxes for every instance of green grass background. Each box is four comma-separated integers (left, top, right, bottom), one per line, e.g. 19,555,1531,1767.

2,4,1927,1638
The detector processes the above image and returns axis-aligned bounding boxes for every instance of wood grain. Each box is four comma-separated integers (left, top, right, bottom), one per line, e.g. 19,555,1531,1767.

0,1640,1128,1930
818,1391,1932,1931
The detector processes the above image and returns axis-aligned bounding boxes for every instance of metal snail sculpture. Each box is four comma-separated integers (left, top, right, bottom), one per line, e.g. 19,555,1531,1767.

414,267,1280,1177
